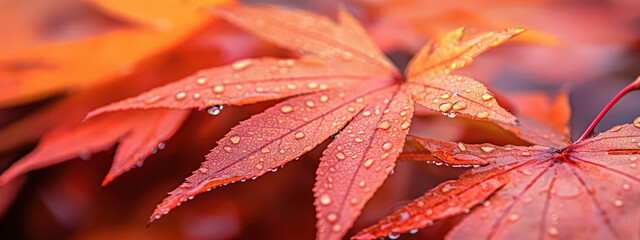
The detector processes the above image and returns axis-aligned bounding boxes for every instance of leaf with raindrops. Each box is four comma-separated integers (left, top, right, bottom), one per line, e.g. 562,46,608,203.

355,116,640,240
84,5,521,240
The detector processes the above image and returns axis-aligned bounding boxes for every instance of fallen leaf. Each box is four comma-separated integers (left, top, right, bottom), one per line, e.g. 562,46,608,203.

85,5,521,240
355,115,640,239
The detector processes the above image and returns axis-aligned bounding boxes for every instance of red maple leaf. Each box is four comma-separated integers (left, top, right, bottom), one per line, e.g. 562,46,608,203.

81,5,523,239
355,78,640,239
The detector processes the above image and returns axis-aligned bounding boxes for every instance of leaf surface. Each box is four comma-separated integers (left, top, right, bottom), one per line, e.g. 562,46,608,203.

355,117,640,240
85,5,521,240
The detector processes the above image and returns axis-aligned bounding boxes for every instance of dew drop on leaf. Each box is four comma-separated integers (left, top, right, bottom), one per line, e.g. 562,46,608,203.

175,91,187,100
482,93,494,101
306,100,315,108
195,76,207,85
453,101,467,110
476,111,489,119
206,105,224,115
144,96,161,105
280,105,294,113
439,103,453,112
332,224,342,232
231,59,253,71
634,117,640,128
378,121,391,129
294,132,305,139
326,213,339,223
382,142,393,151
363,159,374,168
229,135,240,144
548,227,560,237
319,194,332,205
213,85,224,93
614,199,624,207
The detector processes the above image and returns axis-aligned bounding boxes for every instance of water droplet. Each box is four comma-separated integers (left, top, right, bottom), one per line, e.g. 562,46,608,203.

439,103,453,112
441,184,455,193
482,93,494,101
223,146,232,152
401,122,410,130
508,214,520,221
214,85,224,93
306,100,315,108
231,59,252,71
332,224,342,232
382,142,393,151
362,110,372,116
295,132,305,139
363,159,374,168
547,227,559,237
175,91,187,100
320,95,328,102
409,229,419,234
631,163,637,169
481,146,495,153
348,107,355,112
319,194,332,205
195,77,207,85
349,198,359,205
378,121,391,129
145,96,161,104
610,125,623,132
193,93,201,99
388,232,400,239
255,164,263,170
614,199,624,207
446,112,457,118
341,51,353,61
206,105,223,115
358,180,366,188
326,213,339,223
198,167,208,174
631,156,638,162
280,105,294,113
336,152,346,160
623,183,631,191
441,93,451,99
476,112,489,119
521,151,532,156
308,82,319,89
633,117,640,128
354,138,363,143
453,101,467,110
230,135,240,144
457,142,467,151
285,59,295,67
425,209,433,215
